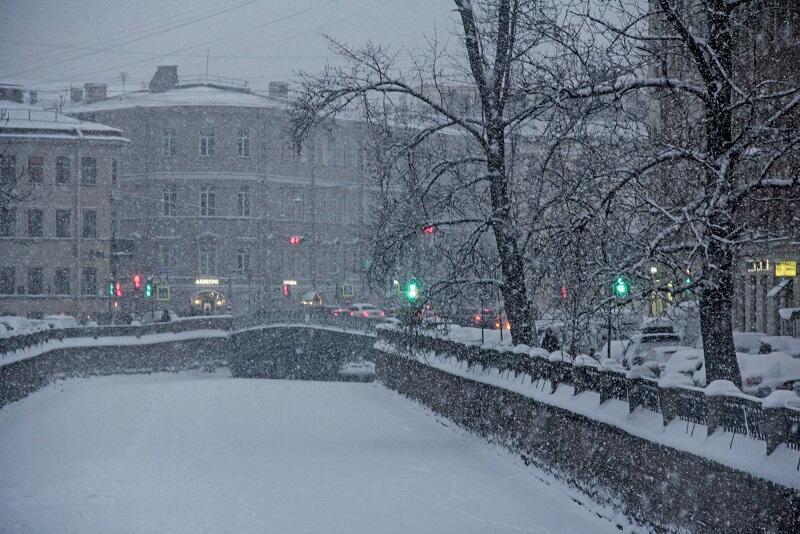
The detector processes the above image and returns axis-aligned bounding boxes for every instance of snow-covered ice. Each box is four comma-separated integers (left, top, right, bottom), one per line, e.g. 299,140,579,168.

0,371,621,534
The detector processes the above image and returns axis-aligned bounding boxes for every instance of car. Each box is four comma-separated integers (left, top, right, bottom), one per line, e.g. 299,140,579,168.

42,314,79,329
623,319,683,367
348,303,386,319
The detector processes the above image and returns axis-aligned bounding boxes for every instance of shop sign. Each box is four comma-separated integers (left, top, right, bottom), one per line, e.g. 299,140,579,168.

195,278,220,286
282,279,298,286
746,260,770,273
775,261,797,278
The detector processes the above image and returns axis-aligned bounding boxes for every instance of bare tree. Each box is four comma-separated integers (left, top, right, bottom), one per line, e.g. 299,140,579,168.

558,0,800,385
290,0,574,344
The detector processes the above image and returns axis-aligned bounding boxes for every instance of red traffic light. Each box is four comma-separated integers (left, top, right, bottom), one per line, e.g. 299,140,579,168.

133,274,142,290
115,281,123,298
289,235,303,246
422,224,436,234
282,283,291,297
561,286,568,300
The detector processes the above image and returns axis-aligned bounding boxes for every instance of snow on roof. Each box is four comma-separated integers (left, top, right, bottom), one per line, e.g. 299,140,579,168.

0,103,127,142
64,84,286,113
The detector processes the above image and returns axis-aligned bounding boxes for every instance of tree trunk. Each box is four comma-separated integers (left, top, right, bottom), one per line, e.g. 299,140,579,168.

699,243,741,387
487,146,534,345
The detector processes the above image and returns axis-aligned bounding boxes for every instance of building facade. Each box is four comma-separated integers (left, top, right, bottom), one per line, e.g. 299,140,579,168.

68,67,376,315
0,100,128,319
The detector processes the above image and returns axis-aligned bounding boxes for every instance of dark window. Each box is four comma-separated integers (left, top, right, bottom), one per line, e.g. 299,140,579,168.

163,127,176,156
28,156,44,183
56,157,71,184
163,187,177,216
27,209,43,237
81,267,97,295
27,267,43,295
237,186,250,216
199,239,216,275
54,267,70,295
200,185,215,216
81,157,97,185
200,129,215,156
0,207,16,237
82,209,97,238
56,209,71,237
111,159,118,184
0,155,16,185
237,129,250,157
0,267,14,294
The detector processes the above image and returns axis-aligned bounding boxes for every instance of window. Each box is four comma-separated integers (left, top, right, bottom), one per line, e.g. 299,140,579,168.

111,159,118,184
199,239,216,275
163,186,177,216
200,185,215,216
0,155,16,185
200,128,215,156
0,207,16,237
56,210,71,237
54,267,70,295
111,210,118,239
56,156,71,184
162,127,176,156
237,185,250,216
236,247,251,274
161,245,175,272
292,190,304,220
27,209,43,237
27,267,43,295
81,267,97,295
0,267,14,294
81,157,97,185
237,129,250,157
28,156,44,183
82,209,97,238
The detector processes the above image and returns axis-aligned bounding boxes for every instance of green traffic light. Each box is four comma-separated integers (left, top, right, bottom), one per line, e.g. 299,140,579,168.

404,279,421,303
145,279,154,298
613,275,630,298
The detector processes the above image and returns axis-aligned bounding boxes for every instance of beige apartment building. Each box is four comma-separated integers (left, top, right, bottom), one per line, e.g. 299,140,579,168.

0,95,128,319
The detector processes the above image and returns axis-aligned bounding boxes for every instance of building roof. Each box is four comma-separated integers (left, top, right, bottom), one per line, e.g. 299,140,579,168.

65,84,286,113
0,101,128,142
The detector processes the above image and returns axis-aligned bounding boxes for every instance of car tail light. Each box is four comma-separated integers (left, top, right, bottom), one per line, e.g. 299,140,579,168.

474,314,481,322
350,311,355,317
362,311,369,318
379,311,385,317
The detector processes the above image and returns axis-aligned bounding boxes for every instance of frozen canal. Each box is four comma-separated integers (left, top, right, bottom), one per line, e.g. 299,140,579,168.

0,372,620,533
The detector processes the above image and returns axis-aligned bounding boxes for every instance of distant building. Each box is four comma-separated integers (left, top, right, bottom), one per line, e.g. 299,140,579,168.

0,102,128,319
67,66,376,315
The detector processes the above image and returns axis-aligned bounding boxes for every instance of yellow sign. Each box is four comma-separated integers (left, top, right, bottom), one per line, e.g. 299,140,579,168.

775,261,797,277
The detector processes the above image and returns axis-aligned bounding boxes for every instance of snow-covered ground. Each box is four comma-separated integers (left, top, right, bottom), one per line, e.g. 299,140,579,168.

0,371,623,534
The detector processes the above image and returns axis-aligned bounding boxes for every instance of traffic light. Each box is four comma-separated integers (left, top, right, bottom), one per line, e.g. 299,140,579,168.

282,283,291,298
612,275,630,299
108,281,115,297
133,274,142,290
403,278,421,304
422,224,436,235
144,278,154,298
114,281,123,298
289,235,303,246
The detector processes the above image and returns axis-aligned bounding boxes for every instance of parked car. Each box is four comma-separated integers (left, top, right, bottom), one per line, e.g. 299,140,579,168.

329,306,351,319
42,314,79,329
348,303,386,319
140,310,179,324
623,319,683,367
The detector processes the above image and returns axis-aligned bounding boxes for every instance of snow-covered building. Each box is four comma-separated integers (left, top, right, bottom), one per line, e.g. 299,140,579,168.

0,98,128,319
67,66,375,315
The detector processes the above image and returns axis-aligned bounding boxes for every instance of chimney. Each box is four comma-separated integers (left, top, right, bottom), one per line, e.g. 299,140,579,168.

70,87,83,103
83,83,107,104
268,81,289,100
149,65,178,93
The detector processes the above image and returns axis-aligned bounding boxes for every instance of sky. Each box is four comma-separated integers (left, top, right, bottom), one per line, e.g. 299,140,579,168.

0,0,458,95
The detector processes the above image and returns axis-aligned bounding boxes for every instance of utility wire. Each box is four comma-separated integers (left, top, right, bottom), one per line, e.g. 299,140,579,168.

36,0,340,85
4,0,266,78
